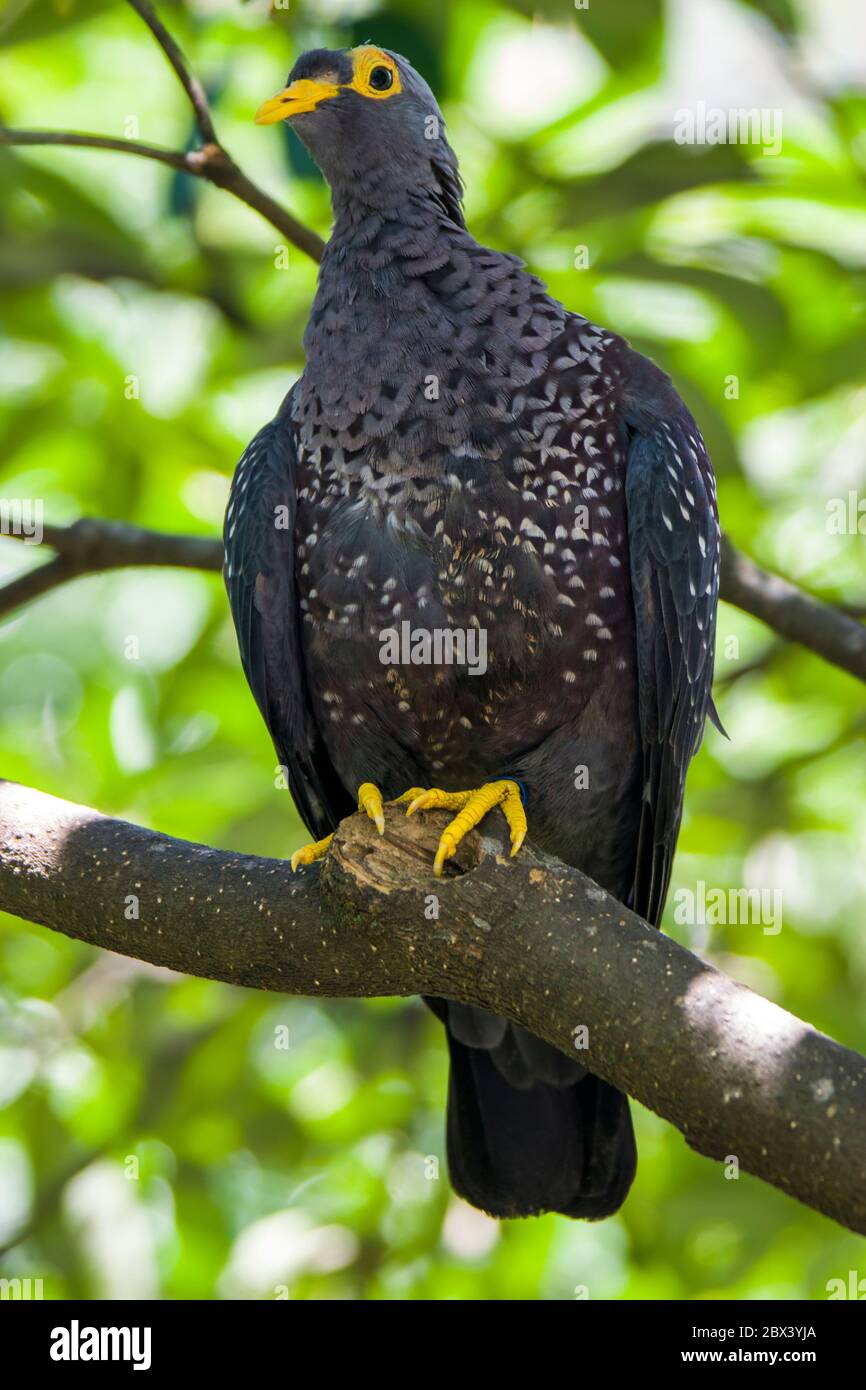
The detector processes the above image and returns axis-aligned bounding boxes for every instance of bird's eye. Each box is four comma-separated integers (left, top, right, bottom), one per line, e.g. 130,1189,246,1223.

369,65,394,91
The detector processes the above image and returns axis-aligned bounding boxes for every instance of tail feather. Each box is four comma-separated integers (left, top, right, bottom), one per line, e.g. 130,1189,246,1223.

440,1011,636,1220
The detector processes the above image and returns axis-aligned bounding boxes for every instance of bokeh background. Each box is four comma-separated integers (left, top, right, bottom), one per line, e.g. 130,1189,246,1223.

1,0,865,1300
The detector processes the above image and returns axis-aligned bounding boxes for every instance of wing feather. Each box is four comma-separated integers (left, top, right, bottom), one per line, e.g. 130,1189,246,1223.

223,409,353,841
626,410,720,926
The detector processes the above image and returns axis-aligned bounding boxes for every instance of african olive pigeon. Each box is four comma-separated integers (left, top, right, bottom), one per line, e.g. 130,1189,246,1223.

224,45,720,1220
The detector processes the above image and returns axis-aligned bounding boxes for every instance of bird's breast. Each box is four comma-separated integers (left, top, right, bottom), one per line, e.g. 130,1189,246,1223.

291,306,640,775
294,452,636,779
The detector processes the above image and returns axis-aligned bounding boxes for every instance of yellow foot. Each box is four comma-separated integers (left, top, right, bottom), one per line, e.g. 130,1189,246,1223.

290,834,333,872
357,782,385,834
291,782,394,871
404,780,527,877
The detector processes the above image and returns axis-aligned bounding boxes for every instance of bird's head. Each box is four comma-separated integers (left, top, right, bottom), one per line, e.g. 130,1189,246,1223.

255,45,463,222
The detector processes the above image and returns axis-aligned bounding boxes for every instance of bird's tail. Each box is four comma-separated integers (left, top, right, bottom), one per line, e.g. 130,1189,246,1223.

434,1002,636,1220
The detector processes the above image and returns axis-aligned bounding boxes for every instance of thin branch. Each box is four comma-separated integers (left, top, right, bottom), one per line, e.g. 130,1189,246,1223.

0,519,221,618
125,0,217,146
713,641,783,691
719,535,866,684
0,0,326,261
1,778,865,1235
35,520,222,569
185,144,326,263
0,128,189,170
0,128,325,263
3,519,865,690
0,555,79,616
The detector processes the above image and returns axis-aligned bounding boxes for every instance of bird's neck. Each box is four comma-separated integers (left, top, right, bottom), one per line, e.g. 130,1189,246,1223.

325,182,468,273
304,187,480,372
296,188,567,469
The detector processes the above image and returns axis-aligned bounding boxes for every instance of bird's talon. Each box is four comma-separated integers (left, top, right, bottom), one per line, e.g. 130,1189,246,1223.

350,779,528,874
433,834,457,877
401,779,528,875
406,787,472,818
290,833,333,871
358,781,385,834
390,787,427,813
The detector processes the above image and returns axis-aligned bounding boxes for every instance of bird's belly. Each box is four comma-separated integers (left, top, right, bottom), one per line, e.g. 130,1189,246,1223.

299,516,638,793
296,444,642,893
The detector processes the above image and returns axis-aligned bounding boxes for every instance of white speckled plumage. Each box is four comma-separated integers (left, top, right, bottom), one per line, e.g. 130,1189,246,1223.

223,44,721,1221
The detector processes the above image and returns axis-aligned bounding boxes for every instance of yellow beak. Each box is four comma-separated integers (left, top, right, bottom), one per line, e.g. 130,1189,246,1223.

254,78,340,124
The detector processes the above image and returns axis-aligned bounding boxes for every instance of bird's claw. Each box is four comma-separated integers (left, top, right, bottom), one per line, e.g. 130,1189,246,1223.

358,781,385,834
405,780,527,877
291,780,527,878
290,833,333,872
291,782,387,870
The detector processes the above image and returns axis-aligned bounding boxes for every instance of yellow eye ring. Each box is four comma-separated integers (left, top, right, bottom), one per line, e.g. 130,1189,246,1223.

350,46,402,100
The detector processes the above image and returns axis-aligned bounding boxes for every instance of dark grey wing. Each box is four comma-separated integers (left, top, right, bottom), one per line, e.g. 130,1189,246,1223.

223,408,353,842
625,401,720,928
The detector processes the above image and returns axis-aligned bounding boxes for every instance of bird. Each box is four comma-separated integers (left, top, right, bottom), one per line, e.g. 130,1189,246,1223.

224,44,721,1221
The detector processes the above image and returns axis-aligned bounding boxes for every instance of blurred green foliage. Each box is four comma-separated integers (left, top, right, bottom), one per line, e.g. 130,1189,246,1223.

1,0,865,1300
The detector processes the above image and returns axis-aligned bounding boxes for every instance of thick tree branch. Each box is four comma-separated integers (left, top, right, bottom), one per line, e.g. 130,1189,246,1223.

1,779,864,1235
3,519,865,688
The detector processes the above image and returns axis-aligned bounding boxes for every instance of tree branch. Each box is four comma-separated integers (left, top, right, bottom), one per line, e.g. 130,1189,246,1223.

125,0,218,146
123,0,327,268
0,520,222,617
0,128,189,170
0,128,325,264
2,11,861,681
719,535,866,684
1,778,864,1235
0,0,325,263
3,519,864,689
